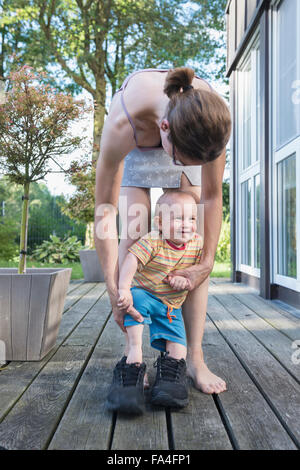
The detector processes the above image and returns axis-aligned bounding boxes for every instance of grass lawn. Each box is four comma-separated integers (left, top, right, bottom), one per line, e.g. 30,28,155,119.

0,259,230,281
0,259,83,280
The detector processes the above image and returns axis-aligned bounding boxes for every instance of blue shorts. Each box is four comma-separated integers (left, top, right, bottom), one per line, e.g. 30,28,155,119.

124,287,187,352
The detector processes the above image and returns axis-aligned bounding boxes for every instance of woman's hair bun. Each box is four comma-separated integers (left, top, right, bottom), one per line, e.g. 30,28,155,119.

163,67,195,98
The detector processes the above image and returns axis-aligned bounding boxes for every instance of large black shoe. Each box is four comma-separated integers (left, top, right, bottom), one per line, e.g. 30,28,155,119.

150,353,189,408
106,356,146,415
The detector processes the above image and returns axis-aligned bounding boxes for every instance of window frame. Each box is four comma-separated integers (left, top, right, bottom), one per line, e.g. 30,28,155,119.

235,31,261,277
271,0,300,291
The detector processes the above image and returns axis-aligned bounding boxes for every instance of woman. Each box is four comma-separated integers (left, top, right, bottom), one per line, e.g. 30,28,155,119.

94,67,232,394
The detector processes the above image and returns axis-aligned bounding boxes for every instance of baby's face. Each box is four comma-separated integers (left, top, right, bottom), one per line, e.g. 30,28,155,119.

157,196,198,245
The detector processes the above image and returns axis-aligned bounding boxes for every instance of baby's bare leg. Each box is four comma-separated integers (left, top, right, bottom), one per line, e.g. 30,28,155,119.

166,341,187,360
126,324,144,364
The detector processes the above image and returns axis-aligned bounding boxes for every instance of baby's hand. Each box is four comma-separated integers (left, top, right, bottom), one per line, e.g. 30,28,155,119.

117,289,133,311
168,275,189,291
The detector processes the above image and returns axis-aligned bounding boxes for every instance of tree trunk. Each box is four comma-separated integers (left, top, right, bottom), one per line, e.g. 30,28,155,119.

92,78,107,162
18,181,30,274
90,75,107,247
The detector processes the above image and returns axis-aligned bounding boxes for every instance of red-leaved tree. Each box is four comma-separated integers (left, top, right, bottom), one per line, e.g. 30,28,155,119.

0,65,90,273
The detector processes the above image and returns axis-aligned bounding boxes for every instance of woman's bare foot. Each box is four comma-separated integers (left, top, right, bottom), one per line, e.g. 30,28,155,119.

187,361,227,394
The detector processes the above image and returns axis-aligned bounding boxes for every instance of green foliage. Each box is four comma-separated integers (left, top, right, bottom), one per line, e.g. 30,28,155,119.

215,214,231,263
0,176,86,251
0,218,18,260
1,1,228,99
222,181,230,219
59,158,96,225
31,234,83,264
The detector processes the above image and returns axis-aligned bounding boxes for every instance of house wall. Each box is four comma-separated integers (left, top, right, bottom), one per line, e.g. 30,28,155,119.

226,0,300,310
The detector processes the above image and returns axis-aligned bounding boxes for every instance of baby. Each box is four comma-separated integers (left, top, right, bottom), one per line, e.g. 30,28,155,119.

106,189,203,414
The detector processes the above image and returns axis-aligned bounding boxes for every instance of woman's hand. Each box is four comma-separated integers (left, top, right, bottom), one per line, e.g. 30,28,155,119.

164,258,214,291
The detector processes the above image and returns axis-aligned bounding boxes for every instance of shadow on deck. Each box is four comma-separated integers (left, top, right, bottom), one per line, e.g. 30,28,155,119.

0,278,299,450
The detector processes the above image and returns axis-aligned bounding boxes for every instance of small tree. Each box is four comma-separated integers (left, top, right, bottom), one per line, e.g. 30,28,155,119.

59,159,96,249
0,65,89,273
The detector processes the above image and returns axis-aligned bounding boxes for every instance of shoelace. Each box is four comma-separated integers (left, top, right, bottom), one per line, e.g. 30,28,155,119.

153,355,185,383
116,361,143,387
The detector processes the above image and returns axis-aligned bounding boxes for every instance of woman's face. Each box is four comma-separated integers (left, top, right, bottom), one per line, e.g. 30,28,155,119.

159,119,203,167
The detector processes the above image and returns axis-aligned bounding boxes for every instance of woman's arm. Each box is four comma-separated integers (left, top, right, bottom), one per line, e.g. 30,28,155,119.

200,147,226,269
94,105,135,307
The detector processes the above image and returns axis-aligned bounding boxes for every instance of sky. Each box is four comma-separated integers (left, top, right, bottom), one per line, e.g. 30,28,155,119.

44,76,230,208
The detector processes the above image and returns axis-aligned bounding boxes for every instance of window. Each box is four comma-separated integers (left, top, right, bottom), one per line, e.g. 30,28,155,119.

236,35,261,275
275,0,300,150
254,174,260,269
277,154,297,278
272,0,300,291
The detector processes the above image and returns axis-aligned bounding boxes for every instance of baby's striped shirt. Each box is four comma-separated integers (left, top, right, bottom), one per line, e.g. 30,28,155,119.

128,231,203,309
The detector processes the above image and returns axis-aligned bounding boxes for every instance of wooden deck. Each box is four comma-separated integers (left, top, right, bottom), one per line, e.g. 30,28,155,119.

0,278,299,450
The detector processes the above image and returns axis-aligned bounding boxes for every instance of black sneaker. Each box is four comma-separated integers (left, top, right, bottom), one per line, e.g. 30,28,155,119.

106,356,146,415
150,353,189,408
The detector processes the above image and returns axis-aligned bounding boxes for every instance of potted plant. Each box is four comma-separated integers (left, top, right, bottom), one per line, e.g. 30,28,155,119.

60,159,105,282
0,65,89,361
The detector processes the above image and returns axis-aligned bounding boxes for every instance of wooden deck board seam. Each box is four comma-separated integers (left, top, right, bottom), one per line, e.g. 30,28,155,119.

166,409,175,450
207,311,300,450
0,287,107,424
67,281,85,295
212,394,238,450
63,283,98,314
108,412,118,451
45,310,112,450
213,295,300,386
231,293,299,342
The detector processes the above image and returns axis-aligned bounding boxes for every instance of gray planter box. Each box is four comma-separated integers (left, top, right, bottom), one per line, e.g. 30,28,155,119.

79,249,105,282
0,268,71,361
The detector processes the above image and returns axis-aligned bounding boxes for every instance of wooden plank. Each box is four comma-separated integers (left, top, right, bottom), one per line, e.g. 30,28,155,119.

26,274,51,360
40,269,71,358
67,280,84,294
209,281,258,295
172,387,232,450
172,315,296,450
11,275,31,360
0,275,12,360
214,292,300,381
209,282,300,338
233,293,300,341
49,314,168,450
271,299,300,321
207,295,300,447
0,283,106,421
63,282,97,312
111,328,169,450
0,291,111,450
49,312,120,450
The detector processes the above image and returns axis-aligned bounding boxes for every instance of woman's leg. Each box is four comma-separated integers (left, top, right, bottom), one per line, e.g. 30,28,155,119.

118,186,151,384
118,186,151,267
164,174,226,394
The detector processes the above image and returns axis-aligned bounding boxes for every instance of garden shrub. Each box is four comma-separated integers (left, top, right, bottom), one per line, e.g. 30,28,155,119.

0,218,18,261
215,214,231,263
31,234,83,264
